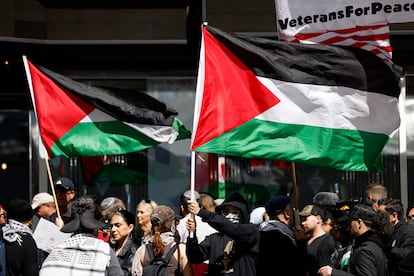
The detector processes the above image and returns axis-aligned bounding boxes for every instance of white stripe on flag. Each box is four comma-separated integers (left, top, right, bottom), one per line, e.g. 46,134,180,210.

256,77,400,135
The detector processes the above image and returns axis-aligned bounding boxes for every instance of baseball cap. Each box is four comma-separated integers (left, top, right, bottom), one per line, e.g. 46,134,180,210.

299,205,326,219
31,192,54,209
54,177,75,190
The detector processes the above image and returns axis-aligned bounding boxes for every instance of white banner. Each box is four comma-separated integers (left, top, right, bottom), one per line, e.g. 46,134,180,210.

275,0,414,35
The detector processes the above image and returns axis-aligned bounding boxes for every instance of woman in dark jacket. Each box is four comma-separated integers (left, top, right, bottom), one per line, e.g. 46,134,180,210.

110,210,139,276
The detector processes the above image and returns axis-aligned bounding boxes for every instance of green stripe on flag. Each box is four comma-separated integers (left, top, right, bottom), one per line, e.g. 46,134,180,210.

51,121,160,157
194,118,390,172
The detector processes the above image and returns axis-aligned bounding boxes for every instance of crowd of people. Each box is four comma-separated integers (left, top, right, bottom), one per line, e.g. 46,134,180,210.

1,180,414,276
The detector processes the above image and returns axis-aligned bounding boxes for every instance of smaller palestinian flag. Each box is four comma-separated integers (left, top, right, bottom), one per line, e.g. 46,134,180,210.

191,25,401,172
23,56,191,158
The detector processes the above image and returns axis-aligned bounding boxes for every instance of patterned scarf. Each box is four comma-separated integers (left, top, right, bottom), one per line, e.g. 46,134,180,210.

2,219,33,245
259,220,296,246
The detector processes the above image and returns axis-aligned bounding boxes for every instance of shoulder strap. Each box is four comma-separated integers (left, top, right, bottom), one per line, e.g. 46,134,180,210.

163,243,178,264
145,243,155,262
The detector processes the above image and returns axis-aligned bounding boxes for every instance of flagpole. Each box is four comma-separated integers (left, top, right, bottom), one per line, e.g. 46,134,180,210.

291,162,301,228
23,55,62,221
189,151,196,238
45,158,61,219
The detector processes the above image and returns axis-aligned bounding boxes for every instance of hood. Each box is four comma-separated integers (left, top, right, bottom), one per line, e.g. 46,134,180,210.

215,192,250,224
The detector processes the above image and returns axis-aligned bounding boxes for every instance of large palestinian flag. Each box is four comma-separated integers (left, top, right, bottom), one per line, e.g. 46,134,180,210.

23,56,191,158
191,25,401,172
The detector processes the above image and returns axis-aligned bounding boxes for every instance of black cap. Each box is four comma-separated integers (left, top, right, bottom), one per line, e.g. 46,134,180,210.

265,196,292,217
55,177,75,190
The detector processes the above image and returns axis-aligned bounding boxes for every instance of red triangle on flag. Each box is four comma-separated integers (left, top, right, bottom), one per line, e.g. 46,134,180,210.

27,59,94,153
192,27,281,150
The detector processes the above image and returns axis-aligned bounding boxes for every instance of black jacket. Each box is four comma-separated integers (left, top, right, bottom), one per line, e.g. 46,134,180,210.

387,221,414,276
257,220,307,276
332,230,388,276
5,233,39,276
114,238,138,276
186,198,259,276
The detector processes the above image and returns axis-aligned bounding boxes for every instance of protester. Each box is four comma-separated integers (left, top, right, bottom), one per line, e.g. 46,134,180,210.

134,199,157,245
110,210,138,276
257,195,307,276
177,190,217,243
398,249,414,276
131,205,193,276
186,192,259,276
318,204,389,276
176,190,216,276
313,192,340,236
200,192,217,212
405,205,414,224
328,199,359,271
3,198,38,276
378,198,414,276
365,183,388,210
249,206,268,226
31,192,64,267
39,196,122,276
54,177,76,223
100,196,126,223
0,203,7,276
300,204,336,276
31,192,63,227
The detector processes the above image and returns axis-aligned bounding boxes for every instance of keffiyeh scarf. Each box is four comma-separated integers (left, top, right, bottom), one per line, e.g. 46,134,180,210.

2,219,33,245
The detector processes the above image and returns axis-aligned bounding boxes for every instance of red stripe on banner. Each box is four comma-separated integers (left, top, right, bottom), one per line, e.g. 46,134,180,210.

280,23,392,62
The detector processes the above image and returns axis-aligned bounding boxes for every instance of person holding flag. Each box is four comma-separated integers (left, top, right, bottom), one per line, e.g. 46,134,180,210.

185,192,259,276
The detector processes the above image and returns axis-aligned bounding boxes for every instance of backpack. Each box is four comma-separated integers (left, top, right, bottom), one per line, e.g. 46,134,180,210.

142,243,178,276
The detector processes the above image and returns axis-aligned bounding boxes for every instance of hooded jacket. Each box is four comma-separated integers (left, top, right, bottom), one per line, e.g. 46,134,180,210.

186,193,259,276
332,230,388,276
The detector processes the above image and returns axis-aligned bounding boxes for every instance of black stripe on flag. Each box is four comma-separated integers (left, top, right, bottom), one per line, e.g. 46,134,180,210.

36,65,178,126
205,25,400,98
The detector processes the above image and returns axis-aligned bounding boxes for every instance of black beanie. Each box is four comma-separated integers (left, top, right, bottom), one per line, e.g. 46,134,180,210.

7,199,34,222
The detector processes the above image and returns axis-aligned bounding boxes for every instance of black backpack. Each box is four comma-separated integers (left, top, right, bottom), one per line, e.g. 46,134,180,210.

142,243,178,276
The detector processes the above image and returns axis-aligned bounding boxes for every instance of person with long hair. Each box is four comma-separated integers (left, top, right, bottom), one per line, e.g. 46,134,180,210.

131,205,193,276
110,210,139,276
134,199,157,245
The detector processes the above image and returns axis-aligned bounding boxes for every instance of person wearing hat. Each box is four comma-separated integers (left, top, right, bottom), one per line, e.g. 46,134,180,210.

176,190,217,276
256,195,307,276
186,192,259,276
39,196,122,276
131,205,193,276
54,177,76,224
318,204,389,276
31,192,63,227
31,192,64,268
300,204,337,276
2,198,38,276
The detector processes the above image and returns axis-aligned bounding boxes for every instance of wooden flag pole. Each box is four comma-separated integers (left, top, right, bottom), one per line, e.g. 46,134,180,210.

45,158,61,219
291,162,301,228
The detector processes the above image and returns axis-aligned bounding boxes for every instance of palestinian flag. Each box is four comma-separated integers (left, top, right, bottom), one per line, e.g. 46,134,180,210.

23,56,191,158
191,25,401,172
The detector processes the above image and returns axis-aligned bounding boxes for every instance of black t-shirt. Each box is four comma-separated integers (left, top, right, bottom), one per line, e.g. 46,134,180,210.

307,234,336,276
